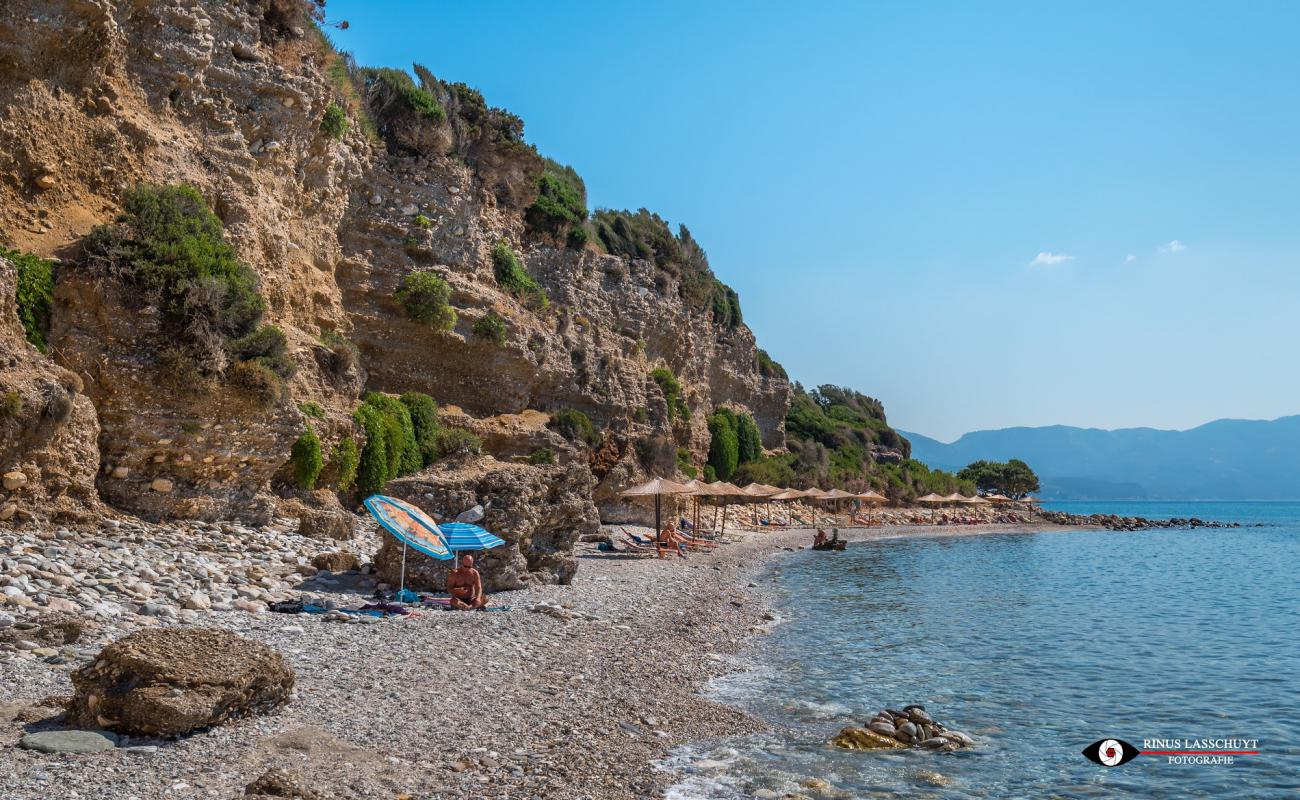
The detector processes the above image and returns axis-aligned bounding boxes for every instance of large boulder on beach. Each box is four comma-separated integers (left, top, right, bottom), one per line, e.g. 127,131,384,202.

374,456,599,592
68,628,294,737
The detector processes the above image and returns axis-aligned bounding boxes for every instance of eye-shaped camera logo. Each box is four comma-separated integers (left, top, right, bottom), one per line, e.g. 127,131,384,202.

1083,738,1139,767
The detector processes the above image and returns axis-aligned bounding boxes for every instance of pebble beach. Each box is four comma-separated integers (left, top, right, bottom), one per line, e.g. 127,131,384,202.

0,517,1075,799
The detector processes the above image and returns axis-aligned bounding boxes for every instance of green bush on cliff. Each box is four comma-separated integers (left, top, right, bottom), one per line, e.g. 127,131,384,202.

396,271,456,331
330,436,359,492
526,159,588,244
735,411,763,463
676,447,698,479
399,392,440,466
491,241,548,312
291,426,324,490
320,102,348,139
650,368,689,421
707,410,740,481
229,324,295,379
756,349,787,380
352,392,423,495
472,312,508,344
548,408,599,447
431,427,482,458
528,447,556,465
83,185,280,389
2,249,53,353
228,360,283,404
1,391,22,418
361,67,446,121
299,401,325,419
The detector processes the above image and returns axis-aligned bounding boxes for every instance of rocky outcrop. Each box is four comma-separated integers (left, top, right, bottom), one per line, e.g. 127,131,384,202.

0,256,102,525
374,456,599,591
833,705,975,753
69,628,295,737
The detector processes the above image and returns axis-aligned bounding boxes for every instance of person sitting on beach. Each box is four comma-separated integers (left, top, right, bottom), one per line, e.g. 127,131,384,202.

813,529,828,547
657,521,688,559
447,554,488,610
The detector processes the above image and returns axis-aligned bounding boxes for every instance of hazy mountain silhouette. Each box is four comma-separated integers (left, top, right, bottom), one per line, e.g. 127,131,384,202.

900,416,1300,500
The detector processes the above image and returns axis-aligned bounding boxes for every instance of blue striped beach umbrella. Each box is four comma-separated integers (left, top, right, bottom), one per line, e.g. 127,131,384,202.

363,495,453,595
435,521,506,561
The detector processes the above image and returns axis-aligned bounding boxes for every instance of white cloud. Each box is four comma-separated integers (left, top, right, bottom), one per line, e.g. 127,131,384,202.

1030,251,1075,267
1160,239,1187,253
1125,254,1137,263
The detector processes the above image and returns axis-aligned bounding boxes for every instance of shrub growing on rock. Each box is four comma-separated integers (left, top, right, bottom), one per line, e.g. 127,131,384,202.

528,447,556,465
290,427,323,490
330,437,359,492
526,159,588,242
399,392,440,465
352,393,422,495
757,348,787,380
472,311,507,344
1,390,22,418
83,185,267,375
396,271,456,331
650,368,689,421
676,447,698,478
229,324,295,379
548,408,599,446
320,102,348,139
431,427,482,458
491,241,548,312
3,249,53,353
361,67,446,121
228,360,283,404
299,401,325,419
707,410,740,481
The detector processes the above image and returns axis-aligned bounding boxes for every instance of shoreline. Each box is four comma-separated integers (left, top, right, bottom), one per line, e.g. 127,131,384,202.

1,518,1084,799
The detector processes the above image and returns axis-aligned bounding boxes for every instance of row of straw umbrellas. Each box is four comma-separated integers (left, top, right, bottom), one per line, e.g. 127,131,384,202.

914,492,1040,506
620,478,891,535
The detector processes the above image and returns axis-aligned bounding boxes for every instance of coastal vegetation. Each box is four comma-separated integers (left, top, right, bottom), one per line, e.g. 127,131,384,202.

352,391,478,495
492,241,548,312
650,367,689,421
707,407,763,481
957,459,1040,498
471,311,508,344
290,427,323,490
320,101,348,139
3,248,53,353
83,185,279,382
526,159,588,247
396,271,456,331
548,408,600,447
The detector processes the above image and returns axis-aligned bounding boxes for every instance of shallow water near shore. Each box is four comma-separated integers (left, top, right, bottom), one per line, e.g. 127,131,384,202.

666,503,1300,798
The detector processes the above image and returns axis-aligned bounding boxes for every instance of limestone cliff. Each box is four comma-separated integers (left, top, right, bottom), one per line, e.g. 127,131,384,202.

0,0,790,525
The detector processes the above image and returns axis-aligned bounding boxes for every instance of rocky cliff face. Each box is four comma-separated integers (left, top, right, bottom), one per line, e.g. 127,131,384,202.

0,0,790,526
0,256,101,525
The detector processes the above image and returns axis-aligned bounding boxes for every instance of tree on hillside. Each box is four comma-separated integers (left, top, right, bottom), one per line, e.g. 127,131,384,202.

958,458,1040,498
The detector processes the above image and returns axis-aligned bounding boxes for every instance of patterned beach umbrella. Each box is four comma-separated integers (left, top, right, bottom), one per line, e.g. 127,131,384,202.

363,494,453,595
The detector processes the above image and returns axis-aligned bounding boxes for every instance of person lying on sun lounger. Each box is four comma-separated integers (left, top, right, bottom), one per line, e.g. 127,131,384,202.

447,554,489,610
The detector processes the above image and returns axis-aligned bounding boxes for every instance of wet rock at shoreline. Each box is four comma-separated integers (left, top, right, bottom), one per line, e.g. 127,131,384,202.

1039,510,1243,532
833,705,974,753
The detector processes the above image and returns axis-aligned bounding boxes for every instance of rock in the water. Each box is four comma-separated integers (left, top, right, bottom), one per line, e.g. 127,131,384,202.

868,720,897,736
68,628,294,737
831,726,906,750
19,730,118,753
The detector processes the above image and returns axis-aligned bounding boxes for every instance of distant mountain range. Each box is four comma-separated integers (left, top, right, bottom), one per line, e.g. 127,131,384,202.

899,416,1300,500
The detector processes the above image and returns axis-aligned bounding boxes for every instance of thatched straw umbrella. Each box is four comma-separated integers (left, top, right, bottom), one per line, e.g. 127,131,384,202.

620,478,693,534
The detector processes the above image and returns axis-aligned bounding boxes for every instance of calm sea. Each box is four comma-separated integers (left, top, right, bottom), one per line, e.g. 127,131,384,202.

665,501,1300,798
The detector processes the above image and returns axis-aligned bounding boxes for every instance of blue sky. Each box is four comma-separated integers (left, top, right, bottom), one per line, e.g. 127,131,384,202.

325,0,1300,441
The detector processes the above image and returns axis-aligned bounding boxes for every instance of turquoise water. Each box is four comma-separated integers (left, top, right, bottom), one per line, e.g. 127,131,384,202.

667,502,1300,798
